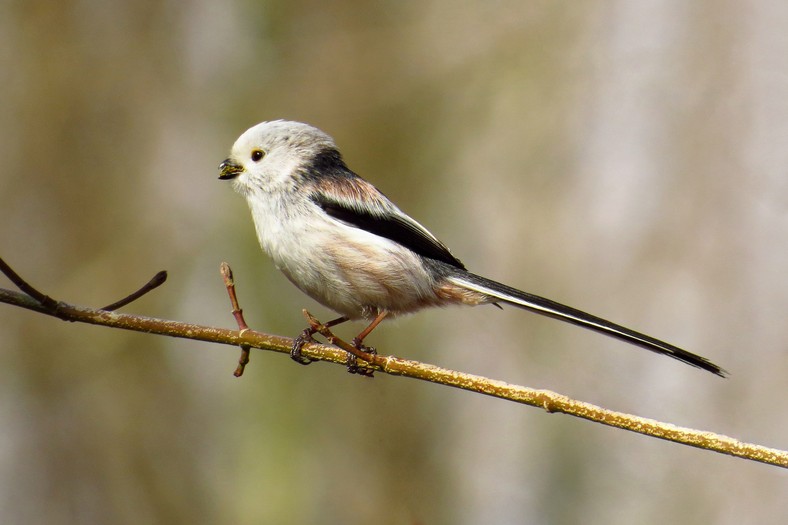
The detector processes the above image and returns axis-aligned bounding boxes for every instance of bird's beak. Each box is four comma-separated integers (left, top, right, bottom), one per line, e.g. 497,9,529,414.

218,159,244,180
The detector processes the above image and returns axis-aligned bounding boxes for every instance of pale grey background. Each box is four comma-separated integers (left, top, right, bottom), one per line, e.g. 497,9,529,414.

1,1,786,524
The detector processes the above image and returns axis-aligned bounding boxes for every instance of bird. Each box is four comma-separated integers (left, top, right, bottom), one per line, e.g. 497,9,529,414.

218,120,725,377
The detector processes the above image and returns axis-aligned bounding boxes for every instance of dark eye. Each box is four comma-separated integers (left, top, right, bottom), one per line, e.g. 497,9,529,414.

251,149,265,162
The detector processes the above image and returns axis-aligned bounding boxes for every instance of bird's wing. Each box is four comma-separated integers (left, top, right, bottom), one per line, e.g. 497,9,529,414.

309,176,466,270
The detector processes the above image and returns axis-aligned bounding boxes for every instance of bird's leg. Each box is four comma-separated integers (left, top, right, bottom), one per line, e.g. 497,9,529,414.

291,313,349,365
351,310,388,351
345,311,388,375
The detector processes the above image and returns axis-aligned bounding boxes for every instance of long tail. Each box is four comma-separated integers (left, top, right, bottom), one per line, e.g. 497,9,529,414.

447,272,726,377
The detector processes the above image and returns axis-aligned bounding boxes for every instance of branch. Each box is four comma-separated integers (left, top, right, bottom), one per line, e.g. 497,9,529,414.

1,257,786,470
102,270,168,311
219,262,251,376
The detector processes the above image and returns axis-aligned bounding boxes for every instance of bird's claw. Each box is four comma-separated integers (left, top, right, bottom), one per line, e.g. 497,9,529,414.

290,329,316,365
346,343,376,377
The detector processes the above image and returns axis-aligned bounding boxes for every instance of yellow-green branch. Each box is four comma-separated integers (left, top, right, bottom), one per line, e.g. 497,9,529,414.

1,261,786,470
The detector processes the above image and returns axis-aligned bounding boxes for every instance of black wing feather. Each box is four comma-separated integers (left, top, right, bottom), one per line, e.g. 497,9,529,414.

311,193,466,270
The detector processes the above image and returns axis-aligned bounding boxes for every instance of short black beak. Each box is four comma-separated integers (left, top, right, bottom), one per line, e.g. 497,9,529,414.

218,159,243,180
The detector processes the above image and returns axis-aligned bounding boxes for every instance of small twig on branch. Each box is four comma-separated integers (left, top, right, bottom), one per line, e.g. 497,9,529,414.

102,271,168,311
0,256,167,314
1,256,787,469
220,262,251,377
0,256,59,311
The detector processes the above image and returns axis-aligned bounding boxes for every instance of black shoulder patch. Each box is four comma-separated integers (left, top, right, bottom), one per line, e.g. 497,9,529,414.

301,148,351,182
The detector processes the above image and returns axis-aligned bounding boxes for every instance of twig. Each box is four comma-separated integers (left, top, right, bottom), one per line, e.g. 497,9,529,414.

0,256,59,310
220,262,251,377
1,258,787,469
101,271,168,311
1,256,166,314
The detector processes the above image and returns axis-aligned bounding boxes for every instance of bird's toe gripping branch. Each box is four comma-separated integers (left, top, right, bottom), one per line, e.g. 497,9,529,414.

300,310,379,377
291,326,318,365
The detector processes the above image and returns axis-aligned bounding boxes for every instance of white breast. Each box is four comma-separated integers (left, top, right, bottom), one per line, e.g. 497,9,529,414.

245,191,439,319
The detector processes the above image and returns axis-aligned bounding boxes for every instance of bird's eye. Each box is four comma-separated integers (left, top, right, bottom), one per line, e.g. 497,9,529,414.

251,149,265,162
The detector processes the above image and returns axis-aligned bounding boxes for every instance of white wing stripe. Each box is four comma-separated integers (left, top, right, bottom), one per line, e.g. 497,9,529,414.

447,275,654,349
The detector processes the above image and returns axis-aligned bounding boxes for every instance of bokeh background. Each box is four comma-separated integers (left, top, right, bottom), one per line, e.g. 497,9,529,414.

2,1,787,523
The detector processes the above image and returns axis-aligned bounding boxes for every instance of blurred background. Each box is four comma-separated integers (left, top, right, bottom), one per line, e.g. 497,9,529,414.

1,1,787,523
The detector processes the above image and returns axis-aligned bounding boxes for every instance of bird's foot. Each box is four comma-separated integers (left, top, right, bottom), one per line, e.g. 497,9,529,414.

346,342,377,377
290,328,317,365
295,311,378,376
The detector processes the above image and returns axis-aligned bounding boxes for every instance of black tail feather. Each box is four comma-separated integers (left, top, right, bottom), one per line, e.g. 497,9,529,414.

449,271,726,377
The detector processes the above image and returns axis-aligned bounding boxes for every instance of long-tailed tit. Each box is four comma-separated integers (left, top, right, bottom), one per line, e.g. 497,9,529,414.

218,120,725,377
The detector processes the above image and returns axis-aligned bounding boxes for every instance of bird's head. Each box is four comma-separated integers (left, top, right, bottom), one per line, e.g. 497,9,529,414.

218,120,338,195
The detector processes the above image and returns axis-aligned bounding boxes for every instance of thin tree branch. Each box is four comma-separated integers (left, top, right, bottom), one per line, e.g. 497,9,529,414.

220,262,251,376
0,256,59,310
1,258,786,469
101,270,168,311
